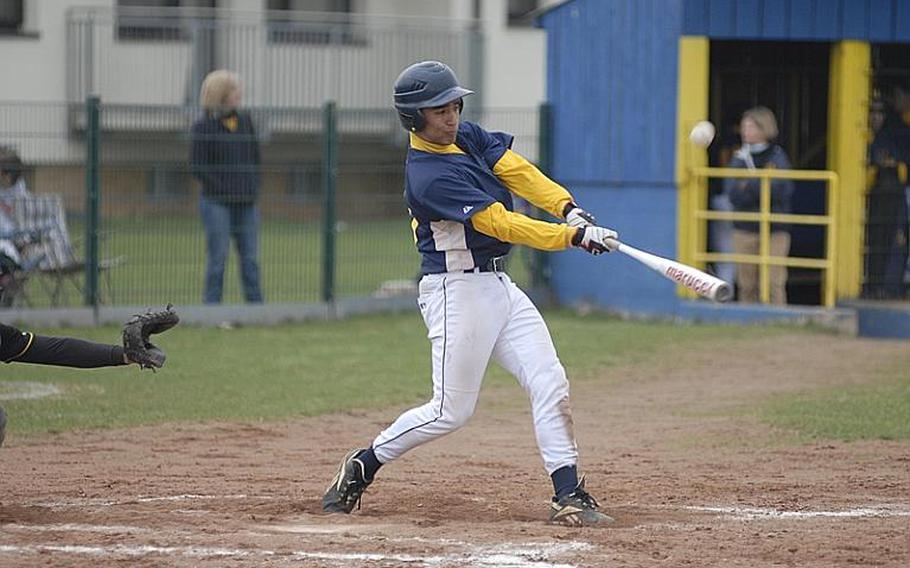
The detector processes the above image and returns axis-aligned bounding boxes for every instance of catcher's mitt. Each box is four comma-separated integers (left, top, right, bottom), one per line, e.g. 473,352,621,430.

122,304,179,370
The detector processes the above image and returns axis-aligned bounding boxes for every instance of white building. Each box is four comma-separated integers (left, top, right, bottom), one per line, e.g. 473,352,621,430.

0,0,557,163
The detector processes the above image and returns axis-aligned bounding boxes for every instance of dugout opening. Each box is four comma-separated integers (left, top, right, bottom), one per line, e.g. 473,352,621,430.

864,43,910,301
707,40,830,305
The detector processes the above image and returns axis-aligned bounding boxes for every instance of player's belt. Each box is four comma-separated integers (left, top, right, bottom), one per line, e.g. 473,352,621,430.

463,256,505,273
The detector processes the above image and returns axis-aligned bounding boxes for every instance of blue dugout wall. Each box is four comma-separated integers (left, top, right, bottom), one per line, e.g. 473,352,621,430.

540,0,684,315
683,0,910,42
538,0,904,316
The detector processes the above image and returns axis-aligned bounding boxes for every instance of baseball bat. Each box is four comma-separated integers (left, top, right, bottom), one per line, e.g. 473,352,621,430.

610,240,733,303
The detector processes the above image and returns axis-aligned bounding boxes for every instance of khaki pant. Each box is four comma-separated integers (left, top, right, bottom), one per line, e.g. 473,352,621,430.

732,230,791,305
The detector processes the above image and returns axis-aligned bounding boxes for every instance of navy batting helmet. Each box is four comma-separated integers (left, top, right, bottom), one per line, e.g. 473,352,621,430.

393,61,474,132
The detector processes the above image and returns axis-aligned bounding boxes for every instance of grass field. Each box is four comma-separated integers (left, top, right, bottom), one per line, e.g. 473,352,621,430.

2,312,907,443
759,371,910,441
23,216,533,307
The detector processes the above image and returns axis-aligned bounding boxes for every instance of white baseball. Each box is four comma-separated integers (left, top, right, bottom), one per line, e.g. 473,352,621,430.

689,120,715,148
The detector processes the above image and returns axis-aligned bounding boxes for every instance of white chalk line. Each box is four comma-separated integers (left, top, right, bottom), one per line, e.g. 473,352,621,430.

0,544,260,559
0,381,61,400
267,522,381,535
135,493,272,503
28,494,910,523
34,493,273,508
3,523,151,534
0,540,591,568
686,504,910,520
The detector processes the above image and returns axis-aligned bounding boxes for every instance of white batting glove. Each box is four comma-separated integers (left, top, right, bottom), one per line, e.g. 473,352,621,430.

572,225,619,255
564,203,596,228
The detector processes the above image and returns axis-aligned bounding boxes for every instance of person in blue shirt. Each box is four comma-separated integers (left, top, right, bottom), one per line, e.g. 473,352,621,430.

322,61,619,527
723,107,794,304
190,70,263,305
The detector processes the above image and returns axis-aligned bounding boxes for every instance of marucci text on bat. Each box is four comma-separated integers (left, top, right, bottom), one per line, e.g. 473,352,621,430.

665,266,717,296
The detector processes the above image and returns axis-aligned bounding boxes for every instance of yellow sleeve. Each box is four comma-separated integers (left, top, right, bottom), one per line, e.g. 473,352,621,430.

471,202,576,251
492,149,573,218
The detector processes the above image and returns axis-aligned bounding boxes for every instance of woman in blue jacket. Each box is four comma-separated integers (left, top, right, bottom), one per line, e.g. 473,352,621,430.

724,107,794,304
190,70,263,304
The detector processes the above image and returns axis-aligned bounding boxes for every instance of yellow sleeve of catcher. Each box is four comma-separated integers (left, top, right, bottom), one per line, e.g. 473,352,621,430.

471,202,575,251
492,149,573,218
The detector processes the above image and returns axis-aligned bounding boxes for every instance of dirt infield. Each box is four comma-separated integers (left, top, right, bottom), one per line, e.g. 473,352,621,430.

1,332,909,567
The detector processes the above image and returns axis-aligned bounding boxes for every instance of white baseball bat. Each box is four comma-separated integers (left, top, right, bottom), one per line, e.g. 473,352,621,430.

610,240,733,303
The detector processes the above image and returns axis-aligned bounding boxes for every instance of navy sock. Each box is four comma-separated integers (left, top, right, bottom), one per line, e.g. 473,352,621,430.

551,465,579,499
356,447,383,482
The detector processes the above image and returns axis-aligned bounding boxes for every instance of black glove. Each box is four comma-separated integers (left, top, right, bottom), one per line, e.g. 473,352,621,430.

122,304,179,370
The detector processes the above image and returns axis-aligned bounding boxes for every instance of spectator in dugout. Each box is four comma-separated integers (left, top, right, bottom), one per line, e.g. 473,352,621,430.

865,85,910,299
723,106,794,305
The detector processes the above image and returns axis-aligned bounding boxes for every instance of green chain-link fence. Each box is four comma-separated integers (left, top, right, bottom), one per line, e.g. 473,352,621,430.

0,100,546,310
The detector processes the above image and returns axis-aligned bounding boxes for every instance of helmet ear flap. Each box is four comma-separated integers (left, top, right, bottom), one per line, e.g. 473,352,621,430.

397,109,424,132
412,108,425,131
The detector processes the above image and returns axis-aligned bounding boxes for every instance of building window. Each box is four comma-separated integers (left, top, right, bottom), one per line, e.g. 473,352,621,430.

267,0,362,45
117,0,215,41
0,0,24,34
268,0,352,16
507,0,539,26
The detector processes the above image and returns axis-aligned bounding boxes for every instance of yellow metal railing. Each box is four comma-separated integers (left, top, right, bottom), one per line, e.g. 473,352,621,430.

691,167,839,307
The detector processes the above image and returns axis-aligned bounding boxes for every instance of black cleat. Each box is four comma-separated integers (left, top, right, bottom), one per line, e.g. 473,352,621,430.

322,448,373,513
548,476,614,527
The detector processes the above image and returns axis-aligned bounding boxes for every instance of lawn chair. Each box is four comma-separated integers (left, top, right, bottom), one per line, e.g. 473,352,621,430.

0,227,47,307
11,194,125,306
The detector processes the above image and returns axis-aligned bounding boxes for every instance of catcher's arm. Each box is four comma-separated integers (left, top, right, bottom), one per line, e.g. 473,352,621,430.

2,322,124,368
122,304,179,370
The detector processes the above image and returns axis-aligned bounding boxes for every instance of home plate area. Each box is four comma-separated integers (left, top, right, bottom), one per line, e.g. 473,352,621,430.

1,495,909,567
1,333,908,566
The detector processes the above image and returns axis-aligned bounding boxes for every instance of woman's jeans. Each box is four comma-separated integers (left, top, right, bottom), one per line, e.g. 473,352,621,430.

200,195,263,304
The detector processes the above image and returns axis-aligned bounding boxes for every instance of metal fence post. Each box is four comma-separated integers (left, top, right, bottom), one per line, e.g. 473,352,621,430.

85,94,101,313
322,100,337,304
533,102,553,290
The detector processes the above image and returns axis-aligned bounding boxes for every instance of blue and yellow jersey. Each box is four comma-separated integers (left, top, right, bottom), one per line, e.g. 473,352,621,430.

405,121,577,274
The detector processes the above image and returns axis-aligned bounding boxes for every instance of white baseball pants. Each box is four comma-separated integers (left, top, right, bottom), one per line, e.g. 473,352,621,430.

371,271,578,474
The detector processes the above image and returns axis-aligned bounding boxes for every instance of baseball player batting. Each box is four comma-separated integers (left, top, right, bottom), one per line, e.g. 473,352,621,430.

322,61,618,527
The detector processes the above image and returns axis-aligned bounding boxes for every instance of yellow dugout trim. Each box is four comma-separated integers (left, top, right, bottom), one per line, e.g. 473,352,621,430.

827,40,870,299
691,166,840,307
675,36,710,297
